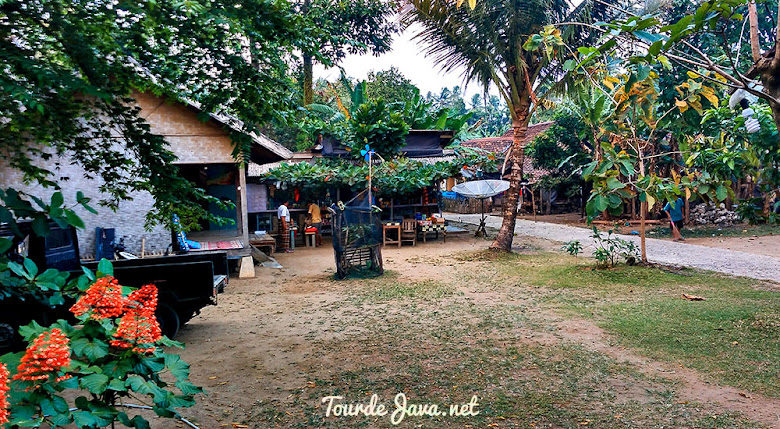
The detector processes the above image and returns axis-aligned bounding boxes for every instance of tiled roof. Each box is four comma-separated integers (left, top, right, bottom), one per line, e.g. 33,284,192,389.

460,121,554,154
461,121,556,182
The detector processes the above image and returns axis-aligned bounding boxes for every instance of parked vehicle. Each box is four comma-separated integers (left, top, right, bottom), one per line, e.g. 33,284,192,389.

0,222,228,353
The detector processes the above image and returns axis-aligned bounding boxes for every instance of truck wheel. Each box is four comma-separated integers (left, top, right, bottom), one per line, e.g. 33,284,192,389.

156,304,180,339
0,320,20,354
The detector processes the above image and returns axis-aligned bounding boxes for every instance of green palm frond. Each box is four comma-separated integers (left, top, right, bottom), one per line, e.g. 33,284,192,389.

403,0,582,119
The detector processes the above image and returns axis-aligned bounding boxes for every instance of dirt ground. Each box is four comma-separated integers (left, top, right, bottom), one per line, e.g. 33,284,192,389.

147,229,779,429
683,234,780,258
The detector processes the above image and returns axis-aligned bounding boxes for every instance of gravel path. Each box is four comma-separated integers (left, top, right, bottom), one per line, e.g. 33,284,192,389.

450,213,780,283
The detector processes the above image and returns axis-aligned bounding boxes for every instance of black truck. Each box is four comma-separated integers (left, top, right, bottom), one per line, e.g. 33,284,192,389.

0,223,228,353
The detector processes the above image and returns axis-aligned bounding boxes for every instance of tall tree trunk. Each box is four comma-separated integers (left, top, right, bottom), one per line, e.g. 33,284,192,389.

490,113,529,251
302,0,313,106
303,53,313,105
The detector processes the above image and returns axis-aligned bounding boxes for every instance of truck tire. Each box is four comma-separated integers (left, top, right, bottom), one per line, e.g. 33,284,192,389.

156,303,180,339
0,319,20,354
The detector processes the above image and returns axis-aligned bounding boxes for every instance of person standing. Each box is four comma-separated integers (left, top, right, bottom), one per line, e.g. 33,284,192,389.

277,200,293,253
664,196,685,242
308,201,322,246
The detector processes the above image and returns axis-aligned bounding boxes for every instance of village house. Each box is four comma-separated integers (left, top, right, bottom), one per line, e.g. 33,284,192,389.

0,91,291,277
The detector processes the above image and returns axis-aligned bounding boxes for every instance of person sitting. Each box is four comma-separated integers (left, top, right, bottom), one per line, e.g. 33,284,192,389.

308,201,322,246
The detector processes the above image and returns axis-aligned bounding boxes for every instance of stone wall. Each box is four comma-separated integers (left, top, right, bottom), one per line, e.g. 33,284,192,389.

0,156,170,258
690,202,739,226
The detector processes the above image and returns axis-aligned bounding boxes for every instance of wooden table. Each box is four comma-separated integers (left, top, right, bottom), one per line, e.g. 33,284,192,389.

249,234,276,254
382,222,401,247
417,221,446,243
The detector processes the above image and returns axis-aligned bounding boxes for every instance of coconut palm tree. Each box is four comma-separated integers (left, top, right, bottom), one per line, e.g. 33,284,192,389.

402,0,601,250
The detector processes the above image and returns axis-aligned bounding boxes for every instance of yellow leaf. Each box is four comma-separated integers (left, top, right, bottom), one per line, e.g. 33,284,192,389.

646,195,656,207
687,71,700,79
688,99,703,114
456,0,464,7
468,0,476,9
701,91,719,107
675,98,688,113
603,79,614,91
685,188,691,200
671,170,680,185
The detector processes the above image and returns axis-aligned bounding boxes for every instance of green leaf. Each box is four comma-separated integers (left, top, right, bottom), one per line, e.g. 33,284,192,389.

23,257,39,277
8,261,30,280
715,184,728,201
73,410,109,428
175,380,204,395
118,413,151,429
0,237,12,254
108,378,129,392
31,216,50,237
97,258,114,277
594,194,609,212
606,178,624,191
50,191,64,208
81,202,98,214
81,373,110,394
165,354,191,380
72,338,110,360
64,209,85,229
48,292,65,306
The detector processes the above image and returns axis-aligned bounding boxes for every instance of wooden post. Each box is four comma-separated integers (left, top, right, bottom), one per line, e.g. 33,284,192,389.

640,200,648,264
238,166,249,245
141,237,146,258
531,189,537,222
684,194,690,224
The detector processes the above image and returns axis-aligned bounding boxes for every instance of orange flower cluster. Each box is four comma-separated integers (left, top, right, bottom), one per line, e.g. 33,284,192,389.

0,363,9,425
70,277,163,355
110,284,162,354
70,276,125,319
127,284,158,312
13,329,72,387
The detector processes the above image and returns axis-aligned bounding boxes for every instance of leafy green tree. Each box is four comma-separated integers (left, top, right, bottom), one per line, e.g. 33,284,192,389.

403,0,594,251
578,1,780,137
1,0,308,228
426,86,468,115
365,67,421,104
466,93,511,137
300,0,398,105
526,114,589,175
349,100,410,159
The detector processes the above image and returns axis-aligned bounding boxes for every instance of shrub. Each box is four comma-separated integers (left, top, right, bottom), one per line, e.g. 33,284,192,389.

0,260,200,428
565,227,639,268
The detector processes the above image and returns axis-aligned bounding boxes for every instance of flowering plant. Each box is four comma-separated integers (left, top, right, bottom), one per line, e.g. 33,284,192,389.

0,260,201,428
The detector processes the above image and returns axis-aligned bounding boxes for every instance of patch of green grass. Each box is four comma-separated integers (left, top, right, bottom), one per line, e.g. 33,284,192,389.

338,272,458,303
494,253,780,398
358,279,458,302
600,297,779,397
251,312,765,428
